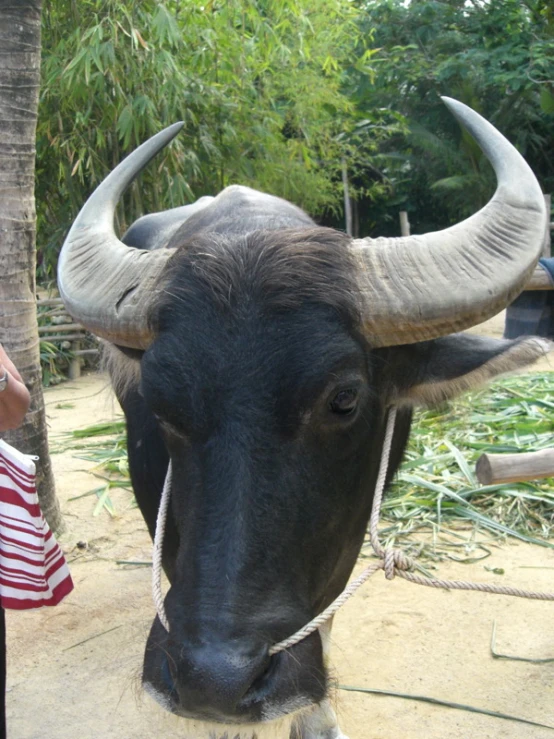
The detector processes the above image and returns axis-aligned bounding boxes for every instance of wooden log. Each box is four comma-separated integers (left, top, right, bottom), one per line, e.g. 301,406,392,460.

525,265,553,290
69,340,82,380
38,322,84,334
72,348,99,357
342,158,352,237
476,449,554,485
38,333,89,342
36,297,64,307
38,308,70,320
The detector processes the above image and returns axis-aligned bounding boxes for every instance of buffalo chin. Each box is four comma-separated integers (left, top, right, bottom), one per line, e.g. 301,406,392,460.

142,683,347,739
142,681,305,738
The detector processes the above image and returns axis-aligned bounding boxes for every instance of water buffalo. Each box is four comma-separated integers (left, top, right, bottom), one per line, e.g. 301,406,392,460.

57,98,548,739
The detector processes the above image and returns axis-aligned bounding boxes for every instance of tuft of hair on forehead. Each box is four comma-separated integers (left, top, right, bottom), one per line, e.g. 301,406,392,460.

149,227,361,332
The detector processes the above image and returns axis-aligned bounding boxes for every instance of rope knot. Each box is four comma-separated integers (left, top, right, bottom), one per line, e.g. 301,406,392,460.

382,548,414,580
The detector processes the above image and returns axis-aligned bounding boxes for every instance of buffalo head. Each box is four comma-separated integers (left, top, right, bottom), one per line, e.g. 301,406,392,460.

57,99,548,739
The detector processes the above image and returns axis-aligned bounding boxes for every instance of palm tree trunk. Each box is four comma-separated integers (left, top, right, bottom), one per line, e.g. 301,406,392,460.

0,0,63,533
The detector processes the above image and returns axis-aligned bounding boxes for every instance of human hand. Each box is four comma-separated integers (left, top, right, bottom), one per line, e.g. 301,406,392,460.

0,346,31,432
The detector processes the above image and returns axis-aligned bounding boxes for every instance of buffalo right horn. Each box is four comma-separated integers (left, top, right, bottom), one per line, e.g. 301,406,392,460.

57,123,183,349
351,98,547,347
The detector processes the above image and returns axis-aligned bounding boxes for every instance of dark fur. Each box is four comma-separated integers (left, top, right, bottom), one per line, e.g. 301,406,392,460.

118,214,413,723
109,185,544,730
152,227,360,329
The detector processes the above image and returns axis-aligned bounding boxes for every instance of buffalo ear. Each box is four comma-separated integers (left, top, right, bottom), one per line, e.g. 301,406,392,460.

381,334,551,407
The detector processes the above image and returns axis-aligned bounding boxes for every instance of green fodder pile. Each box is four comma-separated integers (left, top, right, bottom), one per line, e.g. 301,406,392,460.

377,372,554,564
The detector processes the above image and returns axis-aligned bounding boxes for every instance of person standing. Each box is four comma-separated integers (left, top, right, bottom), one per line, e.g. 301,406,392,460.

0,343,72,738
0,343,30,738
0,343,31,738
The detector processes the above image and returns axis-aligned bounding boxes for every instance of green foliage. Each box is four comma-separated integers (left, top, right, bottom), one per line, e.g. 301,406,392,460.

38,0,390,276
37,0,554,252
60,420,131,518
354,0,554,235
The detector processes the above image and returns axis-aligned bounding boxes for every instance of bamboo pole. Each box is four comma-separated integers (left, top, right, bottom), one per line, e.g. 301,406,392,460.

399,211,410,237
342,158,352,237
542,194,551,258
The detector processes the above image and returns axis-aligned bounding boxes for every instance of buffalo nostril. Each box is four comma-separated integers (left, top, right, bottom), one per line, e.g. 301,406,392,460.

244,652,278,701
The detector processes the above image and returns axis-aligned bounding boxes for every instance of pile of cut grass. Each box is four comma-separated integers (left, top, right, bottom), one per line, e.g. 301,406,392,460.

377,371,554,562
59,373,554,558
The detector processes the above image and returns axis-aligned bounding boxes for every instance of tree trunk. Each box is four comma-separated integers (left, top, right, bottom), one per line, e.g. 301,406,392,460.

0,0,63,533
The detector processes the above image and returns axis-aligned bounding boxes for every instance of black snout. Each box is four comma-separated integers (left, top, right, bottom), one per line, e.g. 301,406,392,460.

143,616,327,723
169,639,272,720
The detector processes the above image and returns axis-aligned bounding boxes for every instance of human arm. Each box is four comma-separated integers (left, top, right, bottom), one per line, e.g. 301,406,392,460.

0,344,31,431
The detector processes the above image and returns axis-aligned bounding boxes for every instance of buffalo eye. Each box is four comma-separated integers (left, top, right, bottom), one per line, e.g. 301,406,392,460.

329,388,359,416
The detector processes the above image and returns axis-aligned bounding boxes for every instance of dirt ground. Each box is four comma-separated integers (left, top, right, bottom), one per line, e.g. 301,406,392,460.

6,313,554,739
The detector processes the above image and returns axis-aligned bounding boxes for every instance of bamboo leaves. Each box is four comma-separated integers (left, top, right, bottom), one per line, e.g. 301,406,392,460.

38,0,387,277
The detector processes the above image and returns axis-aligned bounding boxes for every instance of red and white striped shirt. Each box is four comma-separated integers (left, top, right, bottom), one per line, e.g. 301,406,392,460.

0,439,73,610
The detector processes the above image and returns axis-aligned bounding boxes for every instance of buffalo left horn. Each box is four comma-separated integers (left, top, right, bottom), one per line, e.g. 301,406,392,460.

350,97,547,347
57,123,183,349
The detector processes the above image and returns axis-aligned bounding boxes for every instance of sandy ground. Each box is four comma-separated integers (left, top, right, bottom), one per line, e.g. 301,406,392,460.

6,312,554,739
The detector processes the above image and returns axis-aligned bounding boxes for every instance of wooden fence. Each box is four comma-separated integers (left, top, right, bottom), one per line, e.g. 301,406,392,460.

37,297,98,380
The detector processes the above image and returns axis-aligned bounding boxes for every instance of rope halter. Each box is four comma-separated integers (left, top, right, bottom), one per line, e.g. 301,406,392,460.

152,406,554,654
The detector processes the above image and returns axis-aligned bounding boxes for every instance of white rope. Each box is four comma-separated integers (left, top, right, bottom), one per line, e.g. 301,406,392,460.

151,409,399,639
152,406,554,649
268,406,399,654
269,407,554,654
152,461,172,631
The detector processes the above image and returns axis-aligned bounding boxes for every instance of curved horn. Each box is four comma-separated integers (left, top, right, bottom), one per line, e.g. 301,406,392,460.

57,123,184,349
352,98,547,347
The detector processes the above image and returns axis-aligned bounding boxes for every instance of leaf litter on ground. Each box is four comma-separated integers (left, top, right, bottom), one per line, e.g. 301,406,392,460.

54,420,131,518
